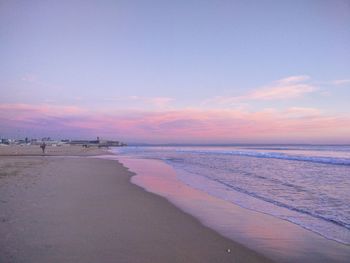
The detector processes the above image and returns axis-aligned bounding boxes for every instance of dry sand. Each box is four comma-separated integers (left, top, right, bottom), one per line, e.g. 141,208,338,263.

0,144,109,156
0,146,271,263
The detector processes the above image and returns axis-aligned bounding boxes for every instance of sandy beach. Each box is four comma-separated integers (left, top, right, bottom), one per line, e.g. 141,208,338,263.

0,145,271,263
0,144,109,156
2,0,349,262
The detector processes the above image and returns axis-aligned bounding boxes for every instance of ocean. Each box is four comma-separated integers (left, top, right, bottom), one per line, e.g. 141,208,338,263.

112,145,350,246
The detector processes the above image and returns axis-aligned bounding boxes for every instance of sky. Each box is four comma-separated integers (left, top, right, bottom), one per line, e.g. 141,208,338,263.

1,0,350,144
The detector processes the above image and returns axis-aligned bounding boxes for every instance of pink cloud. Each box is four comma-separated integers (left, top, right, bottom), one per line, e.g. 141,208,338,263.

103,96,174,109
146,97,174,108
284,107,321,118
0,103,86,122
204,75,316,105
1,103,349,143
248,79,315,100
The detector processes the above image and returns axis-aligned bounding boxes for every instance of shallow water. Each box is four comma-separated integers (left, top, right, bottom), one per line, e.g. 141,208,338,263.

112,145,350,245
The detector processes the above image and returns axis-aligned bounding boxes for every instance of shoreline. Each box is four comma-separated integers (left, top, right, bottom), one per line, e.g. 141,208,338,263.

111,154,350,263
0,146,271,262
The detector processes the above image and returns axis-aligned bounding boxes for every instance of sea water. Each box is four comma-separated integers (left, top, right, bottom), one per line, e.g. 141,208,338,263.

112,145,350,245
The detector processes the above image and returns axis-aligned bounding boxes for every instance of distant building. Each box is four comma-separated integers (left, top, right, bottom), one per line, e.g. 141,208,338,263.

70,140,92,145
1,138,10,145
70,138,127,147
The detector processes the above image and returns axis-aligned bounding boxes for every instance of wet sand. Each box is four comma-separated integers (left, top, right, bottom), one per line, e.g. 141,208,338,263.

0,146,271,263
117,157,350,263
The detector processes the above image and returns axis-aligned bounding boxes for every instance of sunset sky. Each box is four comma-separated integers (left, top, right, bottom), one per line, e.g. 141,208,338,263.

1,0,350,143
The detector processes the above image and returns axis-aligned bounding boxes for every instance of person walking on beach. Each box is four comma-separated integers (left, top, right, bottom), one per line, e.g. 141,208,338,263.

40,142,46,154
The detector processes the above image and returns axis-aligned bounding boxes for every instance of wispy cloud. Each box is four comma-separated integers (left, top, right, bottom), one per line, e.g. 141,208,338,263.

131,96,174,108
21,73,38,83
247,75,315,100
277,75,310,83
204,75,317,106
331,79,350,86
0,103,86,122
103,96,174,109
284,107,321,118
0,103,85,115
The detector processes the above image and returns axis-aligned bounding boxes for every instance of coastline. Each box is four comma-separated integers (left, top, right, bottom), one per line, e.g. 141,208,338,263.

108,155,350,263
0,145,271,263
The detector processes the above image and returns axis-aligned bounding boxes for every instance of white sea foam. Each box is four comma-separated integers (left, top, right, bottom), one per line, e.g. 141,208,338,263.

112,145,350,245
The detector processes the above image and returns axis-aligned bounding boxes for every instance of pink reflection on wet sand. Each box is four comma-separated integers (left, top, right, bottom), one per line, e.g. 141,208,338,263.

115,156,350,263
